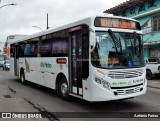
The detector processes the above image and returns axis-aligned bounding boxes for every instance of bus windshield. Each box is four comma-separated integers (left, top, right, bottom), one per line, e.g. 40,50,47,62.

91,31,145,69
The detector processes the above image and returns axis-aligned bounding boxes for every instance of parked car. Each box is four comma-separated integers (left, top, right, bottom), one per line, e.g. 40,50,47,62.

0,55,5,67
3,60,10,70
145,57,160,80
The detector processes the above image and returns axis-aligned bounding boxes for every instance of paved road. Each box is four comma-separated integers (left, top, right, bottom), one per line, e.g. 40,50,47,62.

0,68,160,121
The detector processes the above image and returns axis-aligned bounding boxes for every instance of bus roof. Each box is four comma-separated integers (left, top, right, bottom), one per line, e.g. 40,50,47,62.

10,15,139,44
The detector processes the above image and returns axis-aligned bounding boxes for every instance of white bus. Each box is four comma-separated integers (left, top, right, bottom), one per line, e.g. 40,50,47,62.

10,15,147,102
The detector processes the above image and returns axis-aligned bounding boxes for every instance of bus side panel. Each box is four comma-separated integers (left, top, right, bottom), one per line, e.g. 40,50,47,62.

19,57,45,86
34,58,44,85
10,57,15,76
19,57,69,90
41,57,69,90
82,77,92,101
19,58,36,83
41,57,55,89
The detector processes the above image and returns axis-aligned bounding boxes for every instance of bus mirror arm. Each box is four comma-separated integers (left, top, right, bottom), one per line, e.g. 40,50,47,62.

89,27,96,53
90,41,96,53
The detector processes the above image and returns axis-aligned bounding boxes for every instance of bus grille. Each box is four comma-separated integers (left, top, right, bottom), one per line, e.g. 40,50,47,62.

108,69,144,79
115,87,141,95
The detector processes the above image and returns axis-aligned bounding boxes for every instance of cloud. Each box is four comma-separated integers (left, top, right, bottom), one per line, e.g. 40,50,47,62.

0,0,127,48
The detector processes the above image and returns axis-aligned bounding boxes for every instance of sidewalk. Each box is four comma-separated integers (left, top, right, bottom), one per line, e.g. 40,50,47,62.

147,79,160,89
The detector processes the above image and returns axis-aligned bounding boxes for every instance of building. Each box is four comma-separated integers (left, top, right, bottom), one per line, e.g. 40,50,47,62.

0,48,3,54
4,35,27,57
104,0,160,58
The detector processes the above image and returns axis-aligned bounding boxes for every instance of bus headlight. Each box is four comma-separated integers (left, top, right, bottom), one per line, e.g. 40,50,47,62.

95,77,110,90
102,80,110,90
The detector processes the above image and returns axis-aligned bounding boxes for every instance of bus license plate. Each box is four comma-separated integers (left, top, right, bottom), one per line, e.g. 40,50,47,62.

125,89,134,94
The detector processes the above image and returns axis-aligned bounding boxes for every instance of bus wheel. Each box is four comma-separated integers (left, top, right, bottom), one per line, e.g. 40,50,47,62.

20,71,26,85
59,77,70,101
146,70,152,80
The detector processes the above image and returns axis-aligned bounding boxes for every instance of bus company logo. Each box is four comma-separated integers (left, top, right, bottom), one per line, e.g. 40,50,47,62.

112,82,127,86
128,81,132,85
25,59,30,73
40,62,52,68
2,113,11,118
133,79,144,83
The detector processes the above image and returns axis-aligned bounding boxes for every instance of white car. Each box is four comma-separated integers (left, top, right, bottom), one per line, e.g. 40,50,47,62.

3,60,10,70
0,56,5,67
145,57,160,80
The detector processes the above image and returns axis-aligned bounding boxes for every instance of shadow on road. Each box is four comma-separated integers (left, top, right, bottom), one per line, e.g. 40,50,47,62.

12,78,141,112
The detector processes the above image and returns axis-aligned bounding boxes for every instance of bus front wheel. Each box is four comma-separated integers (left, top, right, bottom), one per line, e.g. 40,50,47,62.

146,70,152,80
20,71,26,85
59,77,70,101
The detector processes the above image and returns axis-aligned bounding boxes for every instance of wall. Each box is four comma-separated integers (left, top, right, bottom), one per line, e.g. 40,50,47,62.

115,0,159,18
114,0,160,58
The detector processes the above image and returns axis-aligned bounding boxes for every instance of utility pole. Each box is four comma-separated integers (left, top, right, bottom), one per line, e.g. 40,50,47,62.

46,13,49,29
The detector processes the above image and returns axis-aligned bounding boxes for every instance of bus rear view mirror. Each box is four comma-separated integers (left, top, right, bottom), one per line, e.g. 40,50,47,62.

89,28,96,53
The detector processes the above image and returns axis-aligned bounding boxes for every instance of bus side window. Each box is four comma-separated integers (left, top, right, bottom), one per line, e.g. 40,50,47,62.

24,44,33,56
40,34,52,57
40,42,52,56
23,42,38,57
52,40,68,55
19,44,25,57
52,30,68,56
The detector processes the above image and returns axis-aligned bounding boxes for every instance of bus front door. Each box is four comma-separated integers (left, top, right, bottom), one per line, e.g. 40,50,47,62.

70,32,83,96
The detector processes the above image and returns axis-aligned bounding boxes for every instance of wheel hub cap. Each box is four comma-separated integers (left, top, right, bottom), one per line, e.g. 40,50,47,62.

61,83,68,96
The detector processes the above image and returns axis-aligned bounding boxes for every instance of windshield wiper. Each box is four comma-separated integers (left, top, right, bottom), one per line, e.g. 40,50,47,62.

108,29,122,53
133,31,137,55
133,31,141,55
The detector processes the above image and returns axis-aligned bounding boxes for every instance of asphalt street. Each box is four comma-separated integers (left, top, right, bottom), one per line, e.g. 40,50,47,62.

0,68,160,121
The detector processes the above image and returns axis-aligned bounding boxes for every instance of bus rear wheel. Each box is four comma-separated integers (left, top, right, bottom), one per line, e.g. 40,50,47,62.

59,77,70,101
20,71,26,85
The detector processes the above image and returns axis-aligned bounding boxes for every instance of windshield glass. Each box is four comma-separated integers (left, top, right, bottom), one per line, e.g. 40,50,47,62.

91,31,145,69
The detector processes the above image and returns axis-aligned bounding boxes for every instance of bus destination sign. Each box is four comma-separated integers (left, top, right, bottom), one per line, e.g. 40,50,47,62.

94,17,141,30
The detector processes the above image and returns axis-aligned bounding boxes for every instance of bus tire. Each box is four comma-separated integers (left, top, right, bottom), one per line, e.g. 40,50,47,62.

146,70,152,80
59,77,70,101
20,70,26,85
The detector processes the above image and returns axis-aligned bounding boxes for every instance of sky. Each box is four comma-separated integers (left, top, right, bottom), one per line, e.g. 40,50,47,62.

0,0,127,50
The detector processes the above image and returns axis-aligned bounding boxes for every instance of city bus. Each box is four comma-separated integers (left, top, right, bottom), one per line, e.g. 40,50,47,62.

10,15,147,101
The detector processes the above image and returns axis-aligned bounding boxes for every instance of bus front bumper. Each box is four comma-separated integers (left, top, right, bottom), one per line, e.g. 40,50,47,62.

90,79,147,102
